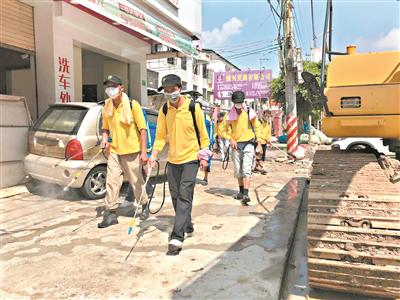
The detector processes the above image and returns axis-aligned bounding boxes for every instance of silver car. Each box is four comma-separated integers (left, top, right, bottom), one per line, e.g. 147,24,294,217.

24,102,167,199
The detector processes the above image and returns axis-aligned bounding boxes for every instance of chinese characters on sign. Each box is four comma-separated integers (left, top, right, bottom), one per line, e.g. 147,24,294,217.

58,57,71,103
214,70,272,100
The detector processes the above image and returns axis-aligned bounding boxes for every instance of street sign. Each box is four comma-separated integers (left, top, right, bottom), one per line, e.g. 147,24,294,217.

214,69,272,100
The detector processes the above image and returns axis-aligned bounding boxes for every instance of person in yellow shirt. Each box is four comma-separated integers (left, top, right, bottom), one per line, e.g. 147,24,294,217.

222,91,262,206
216,112,230,160
254,110,272,174
98,75,149,228
149,74,210,256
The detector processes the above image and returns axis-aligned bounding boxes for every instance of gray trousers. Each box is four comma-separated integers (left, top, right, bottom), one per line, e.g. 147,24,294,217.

167,160,199,242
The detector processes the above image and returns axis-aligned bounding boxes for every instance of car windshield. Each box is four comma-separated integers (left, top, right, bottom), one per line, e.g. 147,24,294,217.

33,106,88,134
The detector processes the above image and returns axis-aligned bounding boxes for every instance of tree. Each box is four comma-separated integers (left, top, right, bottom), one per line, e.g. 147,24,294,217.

270,60,325,129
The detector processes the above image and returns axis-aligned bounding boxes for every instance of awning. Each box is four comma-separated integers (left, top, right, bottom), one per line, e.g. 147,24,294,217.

67,0,197,56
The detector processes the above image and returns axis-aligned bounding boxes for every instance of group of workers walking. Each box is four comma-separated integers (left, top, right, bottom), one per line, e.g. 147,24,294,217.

97,73,272,255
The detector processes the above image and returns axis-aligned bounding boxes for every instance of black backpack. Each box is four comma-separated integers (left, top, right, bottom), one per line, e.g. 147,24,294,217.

162,101,201,147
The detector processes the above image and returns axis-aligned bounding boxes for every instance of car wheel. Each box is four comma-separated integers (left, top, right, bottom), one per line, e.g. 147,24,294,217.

348,144,372,150
80,166,107,200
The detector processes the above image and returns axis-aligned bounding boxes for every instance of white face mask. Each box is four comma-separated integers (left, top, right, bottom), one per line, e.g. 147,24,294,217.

234,103,243,109
105,87,120,99
164,91,180,103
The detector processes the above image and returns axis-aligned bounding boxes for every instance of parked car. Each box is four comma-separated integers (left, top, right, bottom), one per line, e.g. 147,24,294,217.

331,137,393,155
24,102,167,199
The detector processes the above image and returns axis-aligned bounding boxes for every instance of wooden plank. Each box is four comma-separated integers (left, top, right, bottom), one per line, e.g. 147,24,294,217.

309,279,400,298
308,212,400,222
307,236,400,249
307,224,400,236
309,269,400,288
308,258,400,272
308,190,400,200
308,204,400,212
308,248,400,264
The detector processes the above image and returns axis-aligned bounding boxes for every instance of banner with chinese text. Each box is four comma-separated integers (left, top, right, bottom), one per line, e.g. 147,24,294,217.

214,70,272,100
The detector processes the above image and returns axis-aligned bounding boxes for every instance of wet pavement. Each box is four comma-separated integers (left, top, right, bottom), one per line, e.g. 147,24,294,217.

1,148,313,299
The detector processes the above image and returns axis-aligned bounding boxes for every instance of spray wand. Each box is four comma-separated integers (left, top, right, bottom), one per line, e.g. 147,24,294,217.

128,164,152,235
54,143,97,168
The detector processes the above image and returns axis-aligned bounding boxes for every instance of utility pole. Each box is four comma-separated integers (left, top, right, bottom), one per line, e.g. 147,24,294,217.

282,0,299,155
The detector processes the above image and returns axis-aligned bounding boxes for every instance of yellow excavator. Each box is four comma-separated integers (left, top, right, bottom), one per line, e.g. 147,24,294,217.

302,0,400,298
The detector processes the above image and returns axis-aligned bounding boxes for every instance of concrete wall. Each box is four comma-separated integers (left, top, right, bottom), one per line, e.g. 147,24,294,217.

73,46,82,102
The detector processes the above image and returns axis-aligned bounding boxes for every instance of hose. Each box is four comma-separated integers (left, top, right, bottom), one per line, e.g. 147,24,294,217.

148,161,168,215
222,146,230,170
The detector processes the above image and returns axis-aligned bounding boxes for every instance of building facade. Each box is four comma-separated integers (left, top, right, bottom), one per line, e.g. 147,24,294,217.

203,49,240,109
0,0,202,118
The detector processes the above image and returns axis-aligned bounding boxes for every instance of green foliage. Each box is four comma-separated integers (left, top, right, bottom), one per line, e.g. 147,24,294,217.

270,60,325,122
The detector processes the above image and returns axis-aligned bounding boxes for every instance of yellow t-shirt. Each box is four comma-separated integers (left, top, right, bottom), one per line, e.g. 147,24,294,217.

216,115,231,140
153,97,210,164
259,120,272,144
223,110,261,143
102,99,147,155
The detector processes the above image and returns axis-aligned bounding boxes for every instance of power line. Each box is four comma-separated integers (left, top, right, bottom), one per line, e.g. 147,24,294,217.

311,0,317,48
218,40,278,54
225,44,280,59
213,38,277,52
293,9,305,48
227,46,280,60
213,39,271,49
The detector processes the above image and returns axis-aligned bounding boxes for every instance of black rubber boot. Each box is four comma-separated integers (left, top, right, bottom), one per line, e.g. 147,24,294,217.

140,204,149,221
241,196,251,206
97,210,118,228
233,192,243,200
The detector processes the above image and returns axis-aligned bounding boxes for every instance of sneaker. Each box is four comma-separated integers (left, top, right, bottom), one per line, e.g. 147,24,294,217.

185,231,194,239
233,192,244,200
241,196,251,206
97,211,118,228
140,204,149,221
166,239,183,256
200,179,208,186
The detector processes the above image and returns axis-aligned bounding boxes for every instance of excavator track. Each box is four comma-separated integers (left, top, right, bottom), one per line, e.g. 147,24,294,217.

308,150,400,299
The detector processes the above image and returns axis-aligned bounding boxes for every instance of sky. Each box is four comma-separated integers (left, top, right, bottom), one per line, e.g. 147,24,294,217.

201,0,400,77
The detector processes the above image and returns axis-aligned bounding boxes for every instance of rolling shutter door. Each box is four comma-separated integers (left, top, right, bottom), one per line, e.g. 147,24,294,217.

0,0,35,52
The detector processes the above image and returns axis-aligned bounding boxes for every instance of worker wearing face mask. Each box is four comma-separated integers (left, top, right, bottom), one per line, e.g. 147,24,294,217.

98,75,149,228
222,91,262,206
149,74,210,256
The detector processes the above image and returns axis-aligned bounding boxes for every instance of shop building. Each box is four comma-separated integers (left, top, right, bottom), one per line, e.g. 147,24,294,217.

1,0,201,117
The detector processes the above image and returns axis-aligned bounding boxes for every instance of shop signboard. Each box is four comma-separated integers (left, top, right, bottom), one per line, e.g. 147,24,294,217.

214,69,272,100
69,0,196,56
